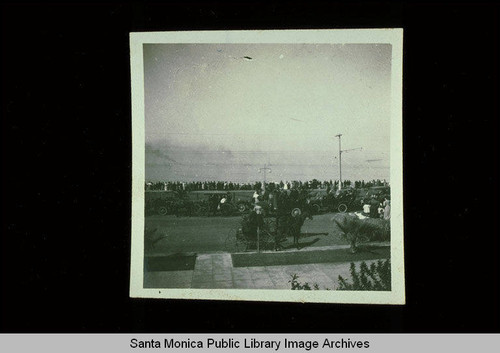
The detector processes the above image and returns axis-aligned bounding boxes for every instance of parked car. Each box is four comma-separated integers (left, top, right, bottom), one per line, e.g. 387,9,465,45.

189,190,254,213
331,187,358,213
307,187,362,213
328,186,390,213
145,190,178,215
358,186,391,206
307,189,330,214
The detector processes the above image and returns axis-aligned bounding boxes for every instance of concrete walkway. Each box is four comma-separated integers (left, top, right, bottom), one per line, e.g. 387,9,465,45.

144,244,390,290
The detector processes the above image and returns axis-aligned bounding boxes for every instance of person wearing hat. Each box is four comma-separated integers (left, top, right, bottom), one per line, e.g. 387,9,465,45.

246,205,264,248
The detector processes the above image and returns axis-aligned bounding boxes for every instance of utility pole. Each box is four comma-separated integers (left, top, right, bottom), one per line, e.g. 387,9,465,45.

257,163,271,254
259,164,272,192
335,134,362,191
335,134,342,190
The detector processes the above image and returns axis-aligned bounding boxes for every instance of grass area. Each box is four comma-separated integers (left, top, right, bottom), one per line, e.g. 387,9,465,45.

231,245,389,268
144,253,197,271
144,213,347,255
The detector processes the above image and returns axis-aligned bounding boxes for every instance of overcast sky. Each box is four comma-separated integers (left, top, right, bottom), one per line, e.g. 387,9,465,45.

143,43,392,183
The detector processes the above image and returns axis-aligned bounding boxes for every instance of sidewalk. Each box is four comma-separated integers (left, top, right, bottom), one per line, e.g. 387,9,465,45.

144,243,390,290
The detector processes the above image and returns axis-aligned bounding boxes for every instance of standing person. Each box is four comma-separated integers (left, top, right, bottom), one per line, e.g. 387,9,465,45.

369,195,380,219
290,189,299,205
246,205,265,249
209,194,219,217
252,190,260,204
275,201,290,251
270,189,278,212
383,197,391,220
362,202,371,216
219,193,234,216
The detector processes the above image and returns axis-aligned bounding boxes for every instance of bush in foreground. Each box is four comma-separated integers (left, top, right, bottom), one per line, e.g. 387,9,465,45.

289,274,320,290
289,259,391,291
337,259,391,291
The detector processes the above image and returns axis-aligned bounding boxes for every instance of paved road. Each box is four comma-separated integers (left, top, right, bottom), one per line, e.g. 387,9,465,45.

145,212,349,255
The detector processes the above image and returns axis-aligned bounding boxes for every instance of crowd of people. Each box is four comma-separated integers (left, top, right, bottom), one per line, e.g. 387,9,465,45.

145,178,391,251
361,195,391,220
145,179,388,192
240,186,315,251
202,184,311,217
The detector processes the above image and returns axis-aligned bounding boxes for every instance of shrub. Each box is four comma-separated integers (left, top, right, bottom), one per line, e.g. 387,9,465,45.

337,259,391,291
289,274,313,290
288,274,328,291
288,259,390,291
332,213,390,252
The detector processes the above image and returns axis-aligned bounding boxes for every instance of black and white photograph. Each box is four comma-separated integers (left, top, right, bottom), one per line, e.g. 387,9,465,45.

3,0,500,337
130,30,404,303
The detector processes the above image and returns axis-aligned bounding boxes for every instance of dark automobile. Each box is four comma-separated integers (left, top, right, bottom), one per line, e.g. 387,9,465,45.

330,186,390,213
358,186,391,206
331,187,358,213
145,190,202,216
188,190,254,215
307,187,361,213
226,190,255,213
307,189,330,214
145,190,179,215
254,189,311,217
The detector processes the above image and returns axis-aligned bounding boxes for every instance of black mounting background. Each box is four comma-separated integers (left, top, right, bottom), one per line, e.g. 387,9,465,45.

1,1,498,333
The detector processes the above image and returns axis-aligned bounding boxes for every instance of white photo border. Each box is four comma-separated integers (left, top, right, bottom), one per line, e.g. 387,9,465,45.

129,29,404,304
